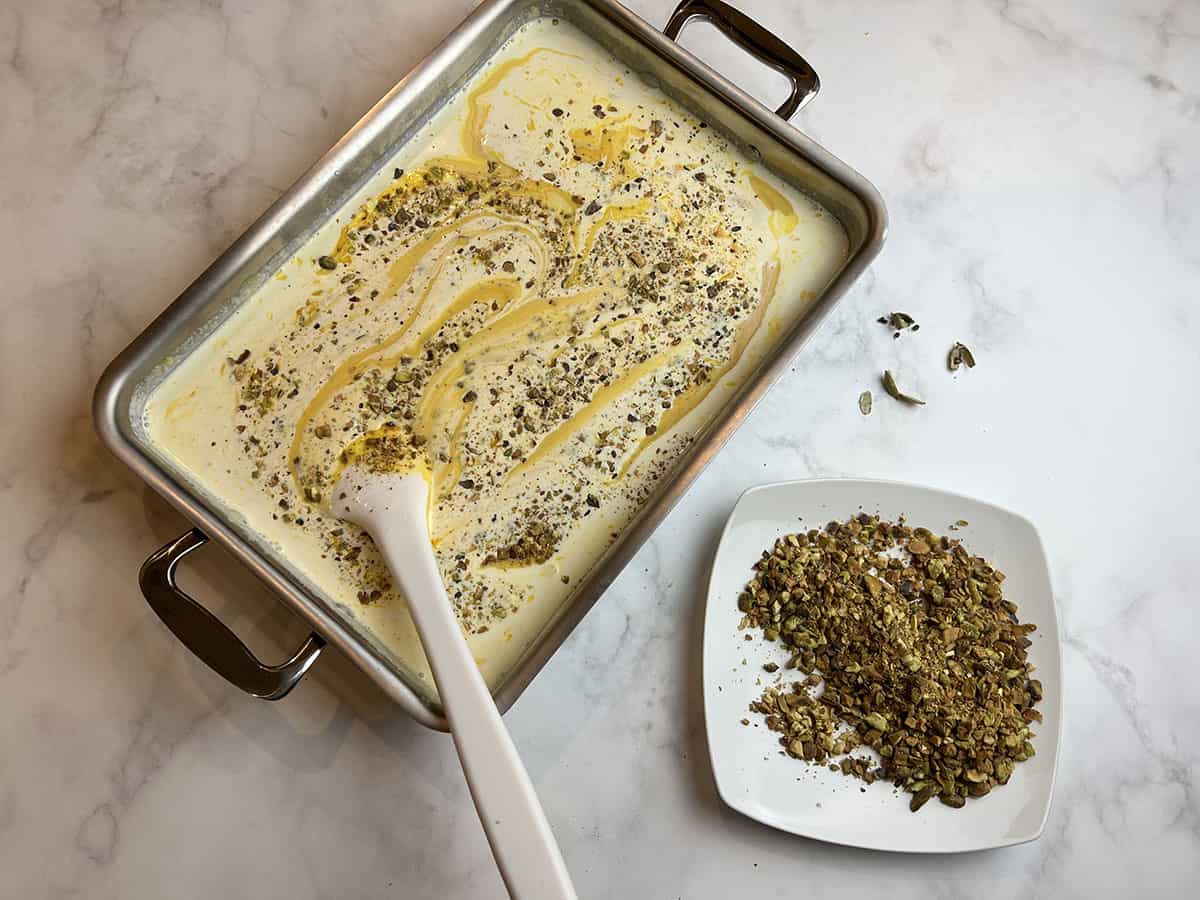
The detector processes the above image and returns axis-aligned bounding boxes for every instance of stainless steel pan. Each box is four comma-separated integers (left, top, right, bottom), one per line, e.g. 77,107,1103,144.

93,0,886,730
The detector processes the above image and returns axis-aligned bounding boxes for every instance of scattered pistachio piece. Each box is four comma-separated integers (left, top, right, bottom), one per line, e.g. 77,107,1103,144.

948,342,977,371
882,370,925,405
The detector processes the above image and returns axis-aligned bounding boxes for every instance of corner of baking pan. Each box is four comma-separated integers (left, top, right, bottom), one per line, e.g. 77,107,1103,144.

92,344,127,459
572,0,887,260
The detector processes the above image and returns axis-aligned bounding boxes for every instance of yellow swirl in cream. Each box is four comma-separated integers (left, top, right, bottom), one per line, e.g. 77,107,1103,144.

145,17,849,691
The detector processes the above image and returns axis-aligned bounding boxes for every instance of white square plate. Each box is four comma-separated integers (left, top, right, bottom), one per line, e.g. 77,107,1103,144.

703,479,1061,853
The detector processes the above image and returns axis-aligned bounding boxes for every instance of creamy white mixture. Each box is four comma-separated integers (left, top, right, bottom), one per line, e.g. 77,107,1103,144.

146,18,848,695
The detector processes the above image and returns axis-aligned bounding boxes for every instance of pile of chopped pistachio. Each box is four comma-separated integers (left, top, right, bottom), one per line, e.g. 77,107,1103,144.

740,515,1042,811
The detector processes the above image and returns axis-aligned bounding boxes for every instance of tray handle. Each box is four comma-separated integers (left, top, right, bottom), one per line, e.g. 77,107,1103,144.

664,0,820,119
139,529,324,700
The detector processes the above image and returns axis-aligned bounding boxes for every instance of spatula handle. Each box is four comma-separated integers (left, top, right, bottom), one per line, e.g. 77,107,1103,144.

357,478,577,900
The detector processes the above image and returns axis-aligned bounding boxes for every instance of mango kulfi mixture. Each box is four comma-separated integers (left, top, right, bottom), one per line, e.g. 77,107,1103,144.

147,17,848,690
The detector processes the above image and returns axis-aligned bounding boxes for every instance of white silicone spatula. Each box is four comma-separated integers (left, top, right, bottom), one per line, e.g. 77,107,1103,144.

332,465,577,900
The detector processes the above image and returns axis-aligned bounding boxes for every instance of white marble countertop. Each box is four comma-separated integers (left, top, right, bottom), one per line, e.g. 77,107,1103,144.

2,0,1198,896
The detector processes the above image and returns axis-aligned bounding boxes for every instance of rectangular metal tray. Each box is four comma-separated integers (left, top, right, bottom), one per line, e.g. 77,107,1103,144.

94,0,886,730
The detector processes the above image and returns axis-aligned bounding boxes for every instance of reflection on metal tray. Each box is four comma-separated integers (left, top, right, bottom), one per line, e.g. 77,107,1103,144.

93,0,886,730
